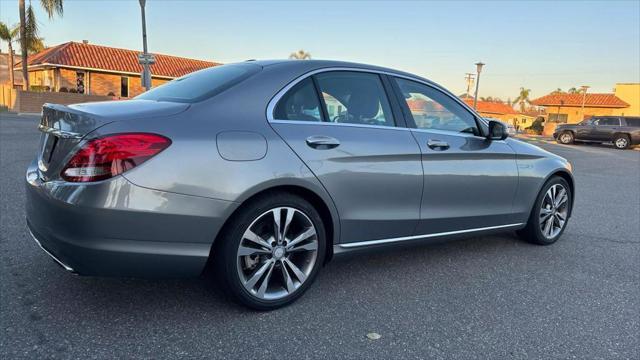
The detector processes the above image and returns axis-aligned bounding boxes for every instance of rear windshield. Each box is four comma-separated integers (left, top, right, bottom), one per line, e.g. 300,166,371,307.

135,63,261,103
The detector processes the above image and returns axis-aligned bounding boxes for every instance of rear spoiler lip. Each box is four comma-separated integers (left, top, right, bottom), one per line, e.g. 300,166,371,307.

39,103,93,140
37,123,83,139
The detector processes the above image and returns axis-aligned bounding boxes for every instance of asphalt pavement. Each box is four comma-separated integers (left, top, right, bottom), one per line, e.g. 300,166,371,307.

1,113,639,359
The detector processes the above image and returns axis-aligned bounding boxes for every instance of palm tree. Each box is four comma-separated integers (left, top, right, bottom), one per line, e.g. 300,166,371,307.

19,0,63,90
512,87,531,113
551,88,563,94
567,87,581,94
289,49,311,60
0,22,19,88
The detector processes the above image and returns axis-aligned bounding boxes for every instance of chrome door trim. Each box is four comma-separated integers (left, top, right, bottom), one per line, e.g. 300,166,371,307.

338,223,524,249
266,67,484,128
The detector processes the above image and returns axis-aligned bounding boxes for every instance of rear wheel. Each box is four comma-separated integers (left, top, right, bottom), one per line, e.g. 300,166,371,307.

557,131,574,144
517,176,571,245
613,134,630,149
214,192,325,310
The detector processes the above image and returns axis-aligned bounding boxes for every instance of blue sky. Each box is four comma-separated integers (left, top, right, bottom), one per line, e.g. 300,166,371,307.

1,0,639,100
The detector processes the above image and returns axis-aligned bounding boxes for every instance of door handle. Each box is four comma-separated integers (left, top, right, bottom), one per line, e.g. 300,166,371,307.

427,139,449,150
306,135,340,149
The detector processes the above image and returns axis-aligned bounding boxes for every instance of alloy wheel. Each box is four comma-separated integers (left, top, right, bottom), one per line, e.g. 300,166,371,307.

560,133,572,144
615,137,628,149
236,207,318,300
539,184,569,239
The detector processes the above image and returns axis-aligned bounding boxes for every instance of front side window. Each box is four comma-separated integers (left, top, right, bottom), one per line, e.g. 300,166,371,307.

395,78,477,134
273,78,322,122
315,71,395,127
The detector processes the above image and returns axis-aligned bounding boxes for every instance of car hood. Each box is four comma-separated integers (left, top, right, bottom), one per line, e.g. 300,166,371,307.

506,137,567,162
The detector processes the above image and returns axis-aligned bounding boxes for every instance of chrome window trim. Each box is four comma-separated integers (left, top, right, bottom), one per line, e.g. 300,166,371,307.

338,223,524,249
269,119,411,132
266,67,484,133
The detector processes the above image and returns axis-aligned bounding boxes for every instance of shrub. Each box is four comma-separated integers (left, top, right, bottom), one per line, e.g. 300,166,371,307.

69,88,77,93
527,118,544,135
107,92,116,97
29,85,50,92
59,87,68,93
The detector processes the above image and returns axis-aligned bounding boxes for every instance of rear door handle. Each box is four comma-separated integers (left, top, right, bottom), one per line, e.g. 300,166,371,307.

427,139,449,150
306,135,340,149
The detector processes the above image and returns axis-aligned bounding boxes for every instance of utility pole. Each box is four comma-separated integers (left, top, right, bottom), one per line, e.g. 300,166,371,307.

579,85,590,121
472,62,485,110
139,0,153,91
464,73,475,98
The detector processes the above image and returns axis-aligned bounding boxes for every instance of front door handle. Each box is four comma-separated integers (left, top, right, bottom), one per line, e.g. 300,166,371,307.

306,135,340,150
427,139,449,150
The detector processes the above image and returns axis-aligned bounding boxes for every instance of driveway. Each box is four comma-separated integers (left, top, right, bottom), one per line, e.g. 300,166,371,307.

1,113,638,359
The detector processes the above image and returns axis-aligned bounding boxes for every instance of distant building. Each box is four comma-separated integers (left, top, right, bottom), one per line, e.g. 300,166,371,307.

0,51,23,88
14,41,221,98
461,98,517,123
531,83,639,124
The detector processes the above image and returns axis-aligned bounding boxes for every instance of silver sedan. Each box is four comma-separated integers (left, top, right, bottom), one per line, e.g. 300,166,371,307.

26,60,574,309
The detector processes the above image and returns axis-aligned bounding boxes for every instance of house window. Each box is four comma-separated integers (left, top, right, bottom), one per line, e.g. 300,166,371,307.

76,72,85,94
548,113,568,123
120,76,129,97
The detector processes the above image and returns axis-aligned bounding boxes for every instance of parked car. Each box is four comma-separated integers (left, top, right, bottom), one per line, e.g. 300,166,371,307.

553,116,640,149
26,60,574,310
483,117,517,136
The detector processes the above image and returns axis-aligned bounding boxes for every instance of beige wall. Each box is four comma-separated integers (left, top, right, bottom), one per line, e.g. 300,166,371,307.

11,90,112,113
52,68,170,98
613,83,640,116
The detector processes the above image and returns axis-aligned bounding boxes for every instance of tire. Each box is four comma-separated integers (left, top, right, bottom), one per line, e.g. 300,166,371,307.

517,176,572,245
213,192,326,310
557,131,574,145
613,134,630,150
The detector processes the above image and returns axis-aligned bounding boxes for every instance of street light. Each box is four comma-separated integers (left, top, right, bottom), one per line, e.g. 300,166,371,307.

472,61,485,110
579,85,590,121
139,0,152,91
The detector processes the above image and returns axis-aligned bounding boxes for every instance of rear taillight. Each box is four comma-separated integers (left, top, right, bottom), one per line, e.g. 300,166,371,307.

61,133,171,182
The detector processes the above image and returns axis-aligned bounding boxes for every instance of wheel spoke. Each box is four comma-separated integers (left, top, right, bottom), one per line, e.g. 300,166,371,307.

540,208,553,222
282,208,294,241
243,229,273,250
554,188,566,207
238,245,271,257
556,211,567,221
272,209,282,243
256,261,276,298
284,258,307,283
244,260,273,290
281,260,296,293
288,240,318,253
543,216,553,237
286,227,316,250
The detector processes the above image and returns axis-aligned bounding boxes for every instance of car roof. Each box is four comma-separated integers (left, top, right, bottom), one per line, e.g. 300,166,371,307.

249,59,432,83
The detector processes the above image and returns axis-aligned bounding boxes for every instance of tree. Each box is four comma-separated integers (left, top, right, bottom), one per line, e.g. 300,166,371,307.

0,22,19,88
567,87,581,94
19,0,63,90
512,87,532,113
289,49,311,60
551,88,563,94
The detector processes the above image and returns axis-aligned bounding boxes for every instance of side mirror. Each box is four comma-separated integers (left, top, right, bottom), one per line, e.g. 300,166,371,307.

487,120,508,140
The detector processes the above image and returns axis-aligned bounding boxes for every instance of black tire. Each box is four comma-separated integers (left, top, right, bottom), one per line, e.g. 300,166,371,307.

213,192,326,310
517,176,572,245
557,131,574,144
613,134,630,150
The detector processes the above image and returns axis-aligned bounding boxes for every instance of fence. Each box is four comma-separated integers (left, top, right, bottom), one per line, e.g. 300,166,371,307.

0,86,113,114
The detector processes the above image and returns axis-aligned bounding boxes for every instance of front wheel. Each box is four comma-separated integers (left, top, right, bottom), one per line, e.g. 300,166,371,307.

517,176,572,245
214,192,326,310
557,131,574,144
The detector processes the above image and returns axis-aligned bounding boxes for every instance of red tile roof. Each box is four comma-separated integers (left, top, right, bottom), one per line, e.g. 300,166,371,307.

462,99,516,115
531,93,628,108
16,41,220,78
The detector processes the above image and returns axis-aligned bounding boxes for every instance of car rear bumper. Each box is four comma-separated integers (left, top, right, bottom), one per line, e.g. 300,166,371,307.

25,160,238,277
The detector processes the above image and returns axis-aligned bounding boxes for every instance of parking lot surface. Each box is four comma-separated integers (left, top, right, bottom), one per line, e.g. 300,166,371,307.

1,113,639,359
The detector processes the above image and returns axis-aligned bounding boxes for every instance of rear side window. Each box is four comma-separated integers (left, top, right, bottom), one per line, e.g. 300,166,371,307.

594,118,620,126
273,78,322,122
624,117,640,127
135,63,261,103
315,71,395,127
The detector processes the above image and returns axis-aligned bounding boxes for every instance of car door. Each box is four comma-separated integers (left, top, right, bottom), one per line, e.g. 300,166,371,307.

592,117,621,141
390,77,519,235
268,71,423,244
575,118,596,140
